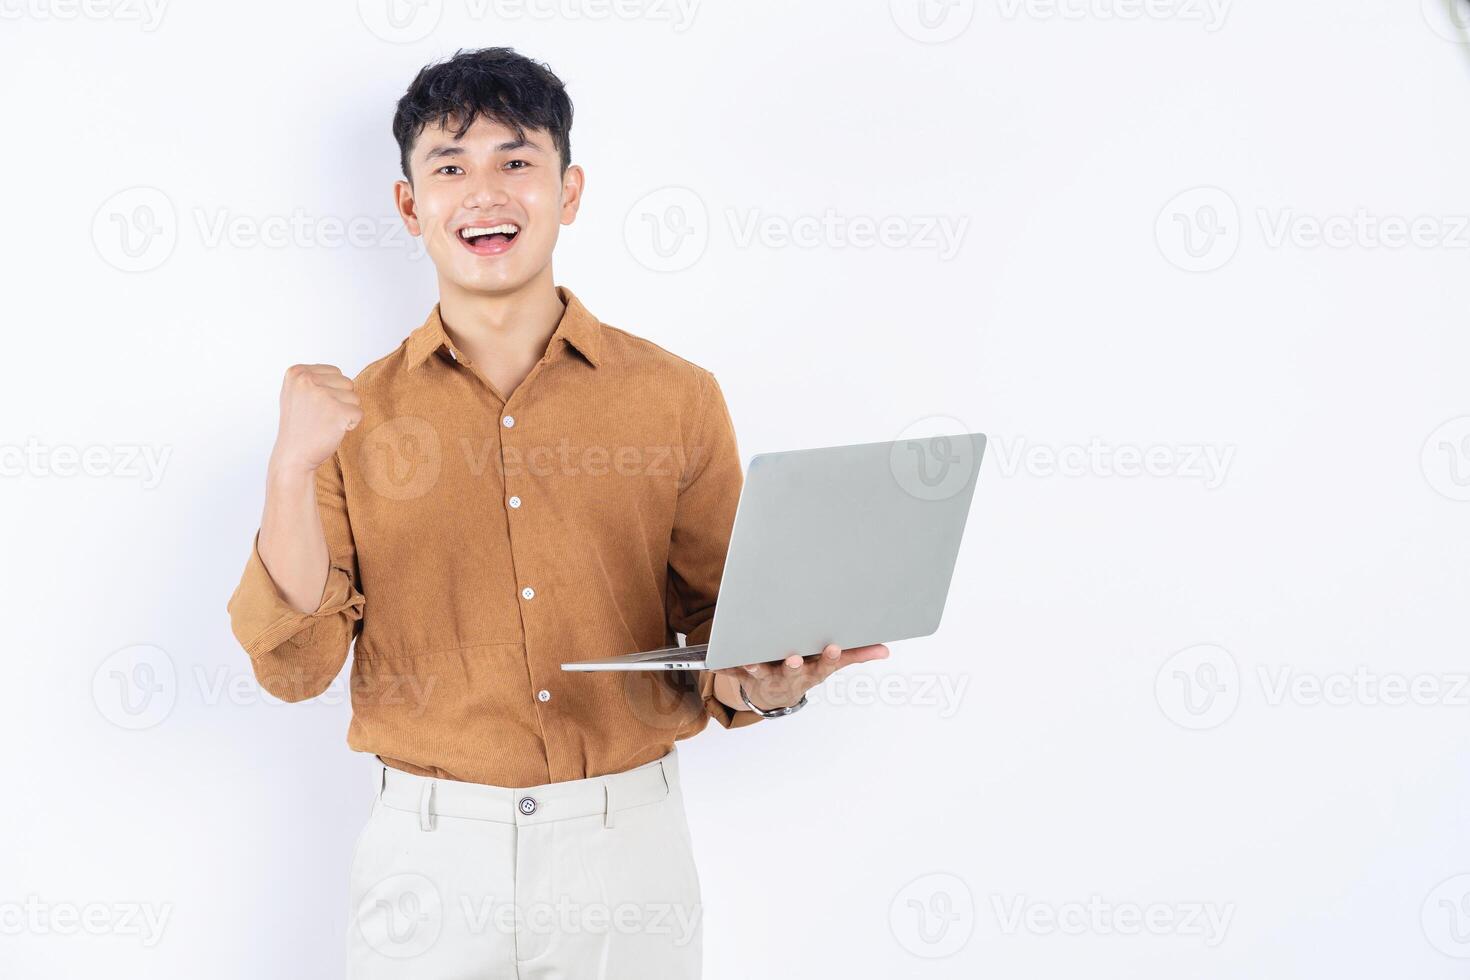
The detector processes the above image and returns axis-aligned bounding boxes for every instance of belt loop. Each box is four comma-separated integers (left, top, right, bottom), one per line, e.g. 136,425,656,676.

378,765,387,799
418,780,436,832
603,782,615,830
659,758,671,795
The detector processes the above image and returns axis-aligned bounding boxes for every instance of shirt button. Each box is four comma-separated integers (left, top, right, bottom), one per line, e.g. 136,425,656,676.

537,689,551,702
502,415,515,428
521,586,536,600
508,495,522,509
519,797,537,815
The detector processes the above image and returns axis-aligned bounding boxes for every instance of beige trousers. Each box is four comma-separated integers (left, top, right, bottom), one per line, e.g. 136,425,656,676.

346,747,703,979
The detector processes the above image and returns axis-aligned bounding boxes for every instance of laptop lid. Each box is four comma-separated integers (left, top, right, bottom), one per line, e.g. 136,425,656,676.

703,432,986,670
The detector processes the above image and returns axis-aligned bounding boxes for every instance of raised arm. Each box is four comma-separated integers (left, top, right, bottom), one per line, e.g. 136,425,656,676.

226,365,366,702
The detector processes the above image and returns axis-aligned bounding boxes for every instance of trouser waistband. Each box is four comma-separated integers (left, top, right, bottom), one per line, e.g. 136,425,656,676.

377,748,680,831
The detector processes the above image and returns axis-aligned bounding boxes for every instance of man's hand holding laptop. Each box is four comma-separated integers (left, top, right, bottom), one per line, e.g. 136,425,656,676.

712,643,892,713
562,434,984,698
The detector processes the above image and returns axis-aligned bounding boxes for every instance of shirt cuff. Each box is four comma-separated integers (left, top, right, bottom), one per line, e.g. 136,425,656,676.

226,530,364,659
687,620,765,730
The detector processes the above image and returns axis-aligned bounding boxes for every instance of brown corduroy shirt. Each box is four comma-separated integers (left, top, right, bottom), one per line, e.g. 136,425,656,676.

226,287,762,788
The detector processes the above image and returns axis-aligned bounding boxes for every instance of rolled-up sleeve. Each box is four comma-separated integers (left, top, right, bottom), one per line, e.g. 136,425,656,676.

665,371,764,730
226,453,364,703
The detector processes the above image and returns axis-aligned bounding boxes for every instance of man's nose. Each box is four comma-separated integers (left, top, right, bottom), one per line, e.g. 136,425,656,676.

463,172,511,209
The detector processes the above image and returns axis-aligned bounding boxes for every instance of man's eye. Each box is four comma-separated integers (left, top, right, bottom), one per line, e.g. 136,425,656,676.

504,160,530,171
437,165,463,176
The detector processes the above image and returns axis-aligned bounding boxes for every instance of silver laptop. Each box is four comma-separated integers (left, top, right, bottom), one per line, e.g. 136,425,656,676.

561,432,986,672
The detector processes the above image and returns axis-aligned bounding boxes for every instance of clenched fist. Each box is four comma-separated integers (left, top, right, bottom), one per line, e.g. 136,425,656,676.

269,364,364,474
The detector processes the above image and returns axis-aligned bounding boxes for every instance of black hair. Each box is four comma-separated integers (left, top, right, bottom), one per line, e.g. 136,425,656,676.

392,47,573,181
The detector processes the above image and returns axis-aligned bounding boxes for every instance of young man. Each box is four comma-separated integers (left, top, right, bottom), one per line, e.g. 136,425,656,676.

226,47,887,978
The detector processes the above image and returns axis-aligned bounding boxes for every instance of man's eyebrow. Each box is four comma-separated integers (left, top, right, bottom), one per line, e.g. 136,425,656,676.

494,136,546,153
422,145,465,162
421,137,546,162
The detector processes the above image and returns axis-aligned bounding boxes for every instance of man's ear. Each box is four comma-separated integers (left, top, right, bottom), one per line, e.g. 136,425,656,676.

560,164,586,225
394,179,421,236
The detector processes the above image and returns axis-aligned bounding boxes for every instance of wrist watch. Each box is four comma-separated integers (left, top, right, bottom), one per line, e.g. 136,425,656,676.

738,682,808,718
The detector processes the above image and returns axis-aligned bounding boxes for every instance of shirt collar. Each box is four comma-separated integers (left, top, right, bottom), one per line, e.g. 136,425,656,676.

405,286,602,371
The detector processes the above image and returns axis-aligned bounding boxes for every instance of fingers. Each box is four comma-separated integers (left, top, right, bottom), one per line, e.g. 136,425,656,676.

287,363,347,380
727,643,888,674
805,643,890,682
312,373,356,391
286,364,354,389
839,643,890,664
719,643,893,711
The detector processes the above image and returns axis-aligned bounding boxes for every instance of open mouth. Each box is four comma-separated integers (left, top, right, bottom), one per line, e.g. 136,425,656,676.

456,222,521,256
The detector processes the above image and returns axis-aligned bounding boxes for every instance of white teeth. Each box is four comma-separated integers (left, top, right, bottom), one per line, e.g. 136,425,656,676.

459,223,520,240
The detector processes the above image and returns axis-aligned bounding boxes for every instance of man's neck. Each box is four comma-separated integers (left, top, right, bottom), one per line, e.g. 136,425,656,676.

436,268,566,397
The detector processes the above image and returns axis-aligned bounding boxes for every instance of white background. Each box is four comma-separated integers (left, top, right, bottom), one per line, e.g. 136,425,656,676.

3,0,1470,976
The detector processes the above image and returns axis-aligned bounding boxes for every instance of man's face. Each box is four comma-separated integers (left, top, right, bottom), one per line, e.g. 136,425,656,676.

395,114,582,296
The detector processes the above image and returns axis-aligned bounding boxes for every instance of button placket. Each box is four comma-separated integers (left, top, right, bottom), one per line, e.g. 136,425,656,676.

497,398,556,766
501,407,530,604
